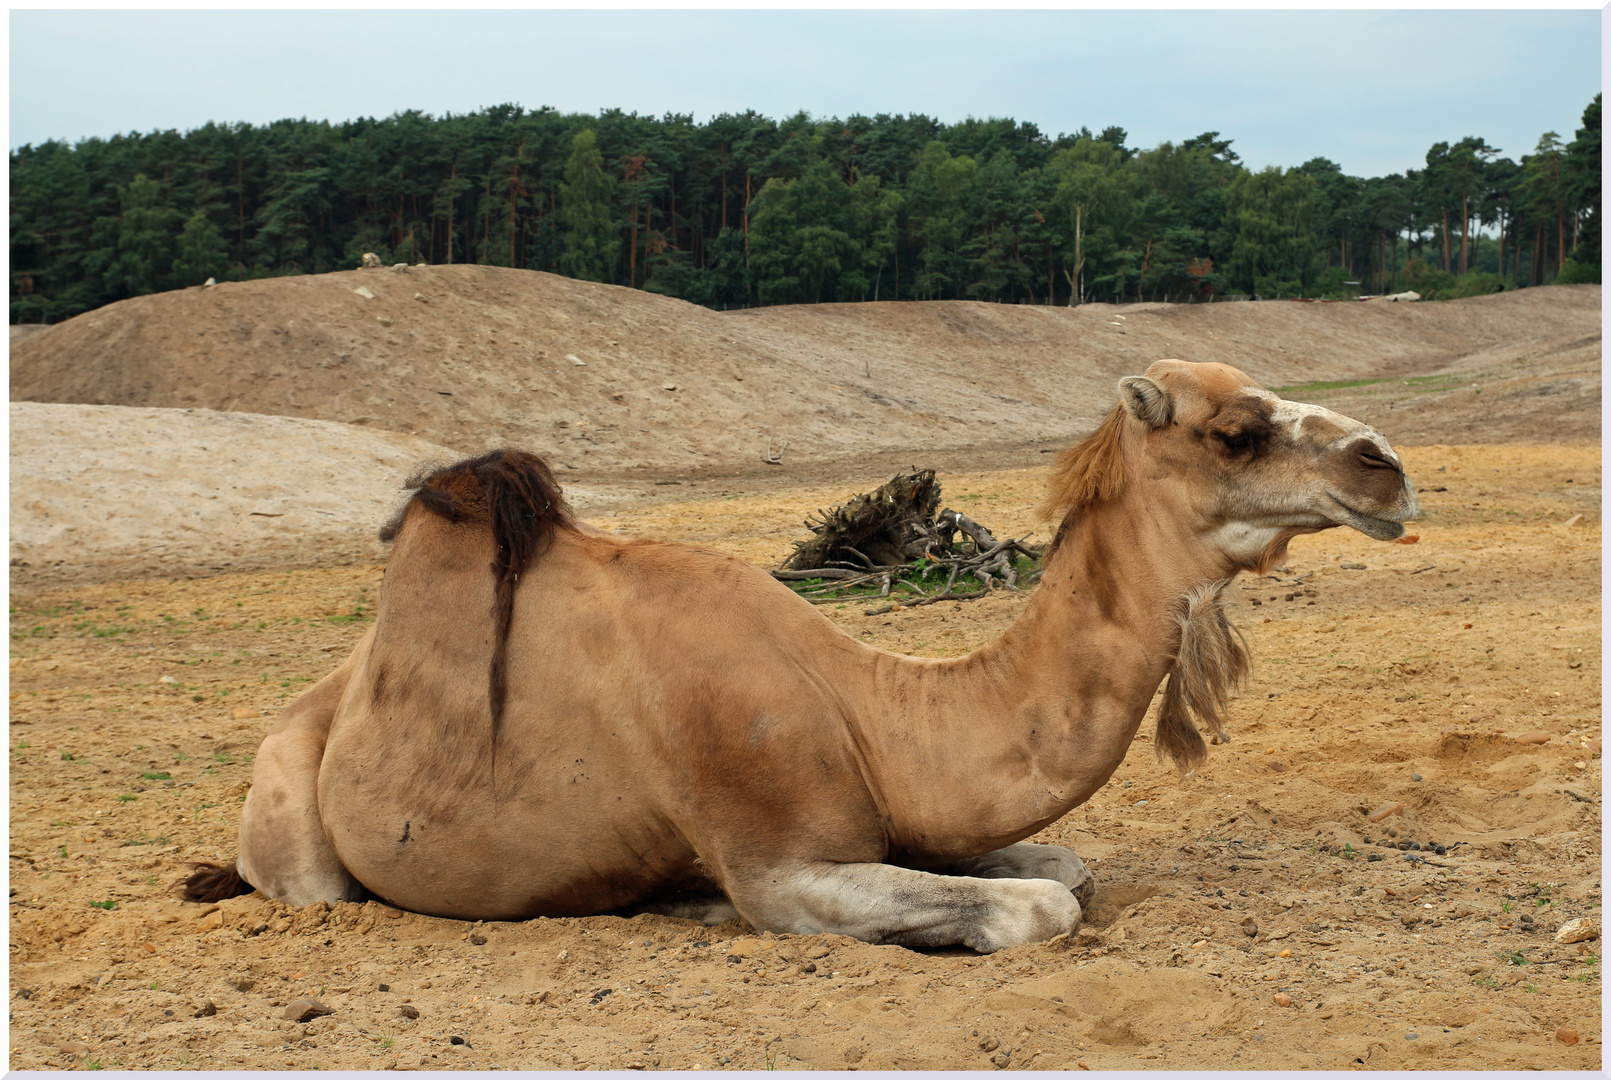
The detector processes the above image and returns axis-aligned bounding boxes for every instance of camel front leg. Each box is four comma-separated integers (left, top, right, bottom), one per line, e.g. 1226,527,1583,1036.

728,861,1083,953
936,841,1095,906
236,634,370,906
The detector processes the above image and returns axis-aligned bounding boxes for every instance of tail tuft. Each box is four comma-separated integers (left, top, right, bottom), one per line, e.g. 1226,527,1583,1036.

181,861,252,903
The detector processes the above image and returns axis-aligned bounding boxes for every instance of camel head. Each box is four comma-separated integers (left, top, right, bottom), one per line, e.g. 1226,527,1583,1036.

1045,359,1418,574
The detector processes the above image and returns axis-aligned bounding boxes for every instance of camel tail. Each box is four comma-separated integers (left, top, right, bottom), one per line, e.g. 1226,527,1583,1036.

378,448,574,728
181,861,253,903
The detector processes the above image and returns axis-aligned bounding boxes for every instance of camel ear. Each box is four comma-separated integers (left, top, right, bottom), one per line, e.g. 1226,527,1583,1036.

1119,376,1173,428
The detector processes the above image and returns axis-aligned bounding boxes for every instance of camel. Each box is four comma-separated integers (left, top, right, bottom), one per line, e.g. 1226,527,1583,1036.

185,360,1417,952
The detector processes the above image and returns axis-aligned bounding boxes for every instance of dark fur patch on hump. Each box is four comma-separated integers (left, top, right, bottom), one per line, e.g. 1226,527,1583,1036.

378,449,574,729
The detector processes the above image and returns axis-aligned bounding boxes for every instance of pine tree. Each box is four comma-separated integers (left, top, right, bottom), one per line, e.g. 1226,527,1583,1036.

558,130,619,282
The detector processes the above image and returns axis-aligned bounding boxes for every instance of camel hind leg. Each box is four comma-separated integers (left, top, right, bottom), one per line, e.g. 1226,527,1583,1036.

193,636,371,906
935,842,1095,906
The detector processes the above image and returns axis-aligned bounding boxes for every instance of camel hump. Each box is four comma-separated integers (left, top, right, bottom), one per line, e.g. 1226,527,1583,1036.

379,448,575,727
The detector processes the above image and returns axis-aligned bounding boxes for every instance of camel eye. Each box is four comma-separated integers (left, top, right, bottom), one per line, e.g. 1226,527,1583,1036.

1214,428,1258,452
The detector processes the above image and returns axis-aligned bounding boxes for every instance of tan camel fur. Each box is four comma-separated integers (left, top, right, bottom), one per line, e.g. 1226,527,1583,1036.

186,360,1417,952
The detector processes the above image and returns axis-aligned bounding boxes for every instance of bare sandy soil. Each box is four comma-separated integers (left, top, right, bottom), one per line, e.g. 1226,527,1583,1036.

8,442,1601,1072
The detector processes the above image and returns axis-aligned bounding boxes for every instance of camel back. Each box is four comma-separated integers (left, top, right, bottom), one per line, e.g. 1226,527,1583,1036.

379,448,574,729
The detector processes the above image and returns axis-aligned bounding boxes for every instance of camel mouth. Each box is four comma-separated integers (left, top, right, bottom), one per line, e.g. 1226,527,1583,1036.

1326,497,1411,541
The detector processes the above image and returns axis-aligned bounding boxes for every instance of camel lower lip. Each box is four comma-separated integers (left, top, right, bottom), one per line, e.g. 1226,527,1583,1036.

1353,516,1405,541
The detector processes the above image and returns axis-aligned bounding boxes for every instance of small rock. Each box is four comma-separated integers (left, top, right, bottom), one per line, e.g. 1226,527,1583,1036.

1405,1033,1418,1041
662,382,678,391
159,675,179,685
282,997,333,1023
1241,917,1259,938
450,1035,469,1047
1273,993,1293,1007
1512,731,1551,745
57,1041,91,1057
378,905,404,919
979,1037,1000,1052
1278,949,1292,958
377,983,389,992
232,707,260,720
1411,774,1422,782
565,354,586,366
469,934,487,946
803,945,831,960
1340,563,1366,570
414,292,427,303
203,277,216,287
992,1051,1011,1068
228,976,256,992
1368,802,1405,823
1554,918,1599,944
1556,1028,1580,1046
389,263,409,273
194,1000,217,1018
397,1005,420,1020
352,286,375,300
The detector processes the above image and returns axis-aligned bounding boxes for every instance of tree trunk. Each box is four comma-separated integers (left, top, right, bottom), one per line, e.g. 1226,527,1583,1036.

1497,213,1505,284
628,199,638,289
1458,195,1468,275
1441,209,1451,272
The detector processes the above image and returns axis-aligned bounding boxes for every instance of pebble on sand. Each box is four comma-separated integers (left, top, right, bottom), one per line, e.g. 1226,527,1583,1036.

1368,802,1404,823
283,998,333,1023
1556,1029,1579,1046
1554,918,1599,944
1512,731,1551,745
1272,993,1293,1007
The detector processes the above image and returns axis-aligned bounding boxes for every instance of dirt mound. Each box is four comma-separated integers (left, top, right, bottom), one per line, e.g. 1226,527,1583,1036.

11,269,1599,476
9,403,603,592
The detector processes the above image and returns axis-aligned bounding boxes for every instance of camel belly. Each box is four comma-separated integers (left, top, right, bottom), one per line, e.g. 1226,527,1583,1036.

316,710,699,921
319,779,698,920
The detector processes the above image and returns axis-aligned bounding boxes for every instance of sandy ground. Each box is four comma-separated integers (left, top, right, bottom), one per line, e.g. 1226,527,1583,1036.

8,442,1601,1072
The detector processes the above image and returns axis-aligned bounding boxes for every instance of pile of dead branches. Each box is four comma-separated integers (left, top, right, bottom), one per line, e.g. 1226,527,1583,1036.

771,471,1043,615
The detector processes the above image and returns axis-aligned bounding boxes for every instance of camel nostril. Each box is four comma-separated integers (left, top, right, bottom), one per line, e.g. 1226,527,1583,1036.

1352,441,1399,471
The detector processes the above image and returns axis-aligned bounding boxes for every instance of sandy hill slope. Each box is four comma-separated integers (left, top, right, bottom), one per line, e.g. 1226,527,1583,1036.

9,404,469,588
11,269,1599,476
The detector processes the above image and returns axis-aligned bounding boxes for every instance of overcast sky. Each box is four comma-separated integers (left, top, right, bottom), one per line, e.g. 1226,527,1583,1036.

9,8,1602,176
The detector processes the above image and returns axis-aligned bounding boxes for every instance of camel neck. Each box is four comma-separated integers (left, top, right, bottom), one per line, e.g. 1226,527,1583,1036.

858,483,1235,861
